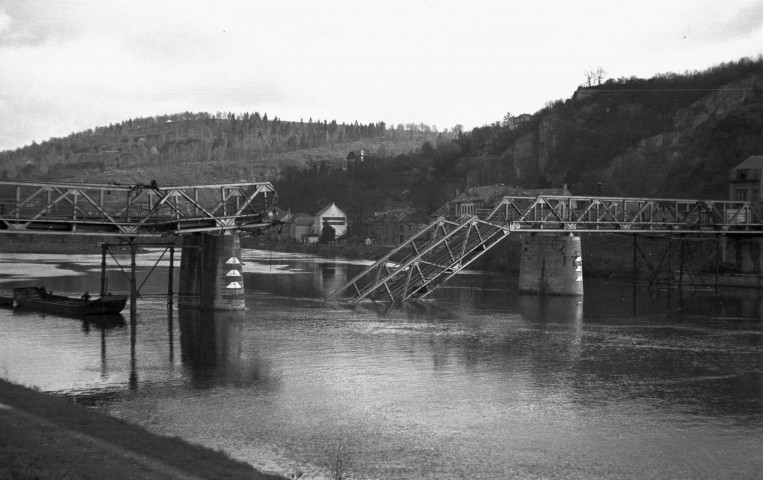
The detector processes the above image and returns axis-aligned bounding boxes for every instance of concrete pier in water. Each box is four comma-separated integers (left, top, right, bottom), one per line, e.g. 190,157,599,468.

179,233,245,310
519,234,584,296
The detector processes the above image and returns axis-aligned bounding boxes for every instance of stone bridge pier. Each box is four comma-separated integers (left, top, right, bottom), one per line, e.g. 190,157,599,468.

179,232,245,310
518,234,584,296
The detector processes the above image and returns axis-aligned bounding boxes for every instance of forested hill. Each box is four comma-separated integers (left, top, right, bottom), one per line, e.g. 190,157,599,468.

273,56,763,220
460,56,763,199
0,113,440,185
2,56,761,221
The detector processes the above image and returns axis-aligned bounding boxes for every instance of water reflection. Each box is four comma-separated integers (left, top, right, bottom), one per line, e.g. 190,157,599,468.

178,308,274,390
1,251,762,479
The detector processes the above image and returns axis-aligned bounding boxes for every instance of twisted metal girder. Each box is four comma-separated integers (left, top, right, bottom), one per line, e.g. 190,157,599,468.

329,194,763,303
327,216,510,303
0,180,277,237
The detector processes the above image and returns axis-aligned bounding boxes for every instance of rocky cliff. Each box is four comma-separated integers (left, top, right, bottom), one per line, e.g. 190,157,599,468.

492,65,763,199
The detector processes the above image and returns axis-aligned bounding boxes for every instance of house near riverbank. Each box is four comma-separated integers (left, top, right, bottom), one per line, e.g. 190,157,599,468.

313,202,348,239
362,208,428,246
729,155,763,210
431,183,572,221
289,213,315,242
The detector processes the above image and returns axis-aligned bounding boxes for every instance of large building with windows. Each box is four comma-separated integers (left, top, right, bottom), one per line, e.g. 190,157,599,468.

729,155,763,208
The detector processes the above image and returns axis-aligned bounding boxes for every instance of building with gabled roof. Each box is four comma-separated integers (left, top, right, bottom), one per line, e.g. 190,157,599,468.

289,213,315,243
729,155,763,208
313,202,348,238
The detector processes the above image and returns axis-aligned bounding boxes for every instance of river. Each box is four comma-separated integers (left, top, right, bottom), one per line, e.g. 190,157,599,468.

0,249,761,479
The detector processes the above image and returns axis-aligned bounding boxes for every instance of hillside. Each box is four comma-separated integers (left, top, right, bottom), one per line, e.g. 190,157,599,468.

464,56,763,199
2,56,762,218
0,113,440,186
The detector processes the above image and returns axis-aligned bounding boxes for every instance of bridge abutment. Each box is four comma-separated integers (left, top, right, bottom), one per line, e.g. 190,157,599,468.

519,234,584,296
179,233,245,310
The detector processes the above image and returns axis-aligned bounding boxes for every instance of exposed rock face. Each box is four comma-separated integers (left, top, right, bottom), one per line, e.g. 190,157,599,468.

498,73,763,198
672,77,762,131
601,76,763,196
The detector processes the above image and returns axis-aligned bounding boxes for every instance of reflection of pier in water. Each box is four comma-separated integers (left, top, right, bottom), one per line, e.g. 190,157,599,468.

115,307,274,391
178,308,273,389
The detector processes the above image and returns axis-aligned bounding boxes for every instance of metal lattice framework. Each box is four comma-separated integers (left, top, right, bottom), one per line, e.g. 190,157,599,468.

0,180,278,237
485,195,763,232
330,195,763,303
327,216,510,302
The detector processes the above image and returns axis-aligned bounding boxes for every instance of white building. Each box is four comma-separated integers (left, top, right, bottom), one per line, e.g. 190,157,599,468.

313,202,348,238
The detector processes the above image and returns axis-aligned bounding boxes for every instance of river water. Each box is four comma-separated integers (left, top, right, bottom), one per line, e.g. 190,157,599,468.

0,249,761,479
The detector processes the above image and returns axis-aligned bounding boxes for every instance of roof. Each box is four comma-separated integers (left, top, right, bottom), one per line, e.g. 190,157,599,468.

509,185,571,197
274,206,289,221
448,184,512,205
314,202,345,217
731,155,763,170
432,183,573,217
291,213,314,226
390,211,428,223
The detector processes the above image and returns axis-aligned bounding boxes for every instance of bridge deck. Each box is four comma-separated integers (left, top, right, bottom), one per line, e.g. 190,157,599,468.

329,195,763,303
484,195,763,233
0,180,278,237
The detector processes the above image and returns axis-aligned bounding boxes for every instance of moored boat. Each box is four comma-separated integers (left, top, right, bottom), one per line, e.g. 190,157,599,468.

12,287,127,315
0,296,13,309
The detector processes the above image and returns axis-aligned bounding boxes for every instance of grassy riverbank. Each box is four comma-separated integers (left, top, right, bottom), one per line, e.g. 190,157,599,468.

0,379,287,480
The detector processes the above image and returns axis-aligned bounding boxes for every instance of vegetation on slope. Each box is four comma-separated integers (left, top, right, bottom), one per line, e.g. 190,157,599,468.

2,56,761,217
0,111,441,186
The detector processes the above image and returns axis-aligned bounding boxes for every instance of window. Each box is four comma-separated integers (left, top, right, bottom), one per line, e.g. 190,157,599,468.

737,169,748,180
461,202,474,215
754,169,760,180
736,189,748,201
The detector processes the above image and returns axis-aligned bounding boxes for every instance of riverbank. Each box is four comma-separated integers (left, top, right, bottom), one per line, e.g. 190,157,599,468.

1,235,108,254
0,379,287,480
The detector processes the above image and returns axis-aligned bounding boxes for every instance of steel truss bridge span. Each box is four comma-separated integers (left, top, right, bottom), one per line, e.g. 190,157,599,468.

329,195,763,303
486,195,763,233
0,180,278,237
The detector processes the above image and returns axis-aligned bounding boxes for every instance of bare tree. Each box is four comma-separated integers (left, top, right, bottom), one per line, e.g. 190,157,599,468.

583,67,607,87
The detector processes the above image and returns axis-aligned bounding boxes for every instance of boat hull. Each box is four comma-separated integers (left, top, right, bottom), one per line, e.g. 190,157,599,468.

13,287,127,315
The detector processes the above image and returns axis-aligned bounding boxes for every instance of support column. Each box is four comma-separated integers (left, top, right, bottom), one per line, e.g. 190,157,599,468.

100,243,108,297
179,232,245,310
167,246,174,309
130,240,137,317
518,234,584,296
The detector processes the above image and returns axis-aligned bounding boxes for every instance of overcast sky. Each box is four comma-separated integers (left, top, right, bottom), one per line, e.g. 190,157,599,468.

1,0,762,152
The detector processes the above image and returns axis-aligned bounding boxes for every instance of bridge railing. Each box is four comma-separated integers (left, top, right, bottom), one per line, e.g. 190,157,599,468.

482,195,763,232
0,180,277,236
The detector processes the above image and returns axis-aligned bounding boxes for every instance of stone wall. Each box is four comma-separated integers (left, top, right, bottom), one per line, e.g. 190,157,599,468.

519,234,584,295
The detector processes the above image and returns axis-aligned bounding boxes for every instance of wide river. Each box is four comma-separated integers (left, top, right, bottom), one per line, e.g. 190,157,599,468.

0,249,761,479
